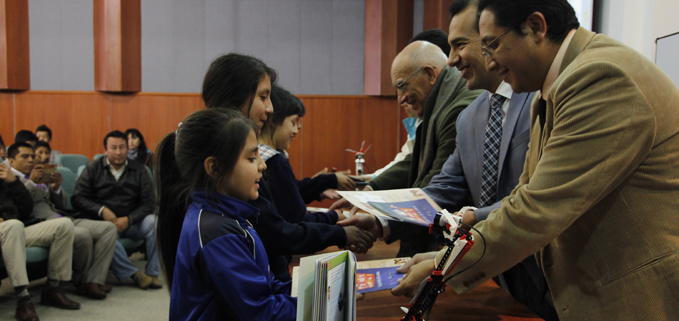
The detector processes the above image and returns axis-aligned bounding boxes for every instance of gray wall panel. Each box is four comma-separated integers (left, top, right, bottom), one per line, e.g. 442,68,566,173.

29,0,364,94
142,0,206,93
29,0,94,91
204,0,238,64
329,0,365,95
299,0,333,94
264,0,302,92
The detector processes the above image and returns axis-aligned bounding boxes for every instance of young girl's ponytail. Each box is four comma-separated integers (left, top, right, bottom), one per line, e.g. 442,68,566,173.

154,108,259,290
154,131,187,290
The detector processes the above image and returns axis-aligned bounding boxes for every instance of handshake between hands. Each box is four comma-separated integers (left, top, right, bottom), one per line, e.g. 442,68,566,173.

330,198,441,298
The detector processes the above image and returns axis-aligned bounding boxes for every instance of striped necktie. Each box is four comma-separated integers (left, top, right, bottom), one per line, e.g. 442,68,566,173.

479,94,506,207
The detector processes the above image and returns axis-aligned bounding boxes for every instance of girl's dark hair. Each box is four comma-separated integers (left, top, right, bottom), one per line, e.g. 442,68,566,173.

154,108,258,290
261,86,305,139
125,128,151,164
202,53,278,115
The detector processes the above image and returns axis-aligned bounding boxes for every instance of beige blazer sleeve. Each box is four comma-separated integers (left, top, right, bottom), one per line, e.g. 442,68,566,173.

442,56,657,294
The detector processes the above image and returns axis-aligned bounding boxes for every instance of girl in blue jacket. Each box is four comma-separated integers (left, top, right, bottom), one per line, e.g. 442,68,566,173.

155,108,296,321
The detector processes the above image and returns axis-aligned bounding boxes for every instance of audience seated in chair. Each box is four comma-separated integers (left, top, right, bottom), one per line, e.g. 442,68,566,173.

125,129,154,167
0,161,41,321
71,130,161,290
5,143,82,317
36,125,61,165
9,142,118,300
34,141,52,165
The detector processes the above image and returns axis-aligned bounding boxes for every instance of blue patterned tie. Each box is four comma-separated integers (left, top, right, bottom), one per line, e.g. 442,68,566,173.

479,94,506,207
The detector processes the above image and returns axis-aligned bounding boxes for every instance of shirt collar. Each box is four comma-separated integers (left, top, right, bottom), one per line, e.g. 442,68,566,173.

490,81,513,100
258,143,280,162
10,166,28,180
105,156,128,169
540,28,577,98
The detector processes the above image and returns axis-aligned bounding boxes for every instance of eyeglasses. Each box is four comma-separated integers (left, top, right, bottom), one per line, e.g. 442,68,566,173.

481,22,521,59
394,67,424,90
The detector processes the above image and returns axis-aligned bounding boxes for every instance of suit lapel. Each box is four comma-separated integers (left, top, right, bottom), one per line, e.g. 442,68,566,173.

497,92,529,178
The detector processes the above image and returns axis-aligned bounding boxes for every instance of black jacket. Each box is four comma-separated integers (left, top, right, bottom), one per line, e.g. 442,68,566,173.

71,157,155,225
0,179,34,221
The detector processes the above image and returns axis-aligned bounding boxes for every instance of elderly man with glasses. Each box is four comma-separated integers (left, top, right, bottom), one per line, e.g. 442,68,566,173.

334,41,482,258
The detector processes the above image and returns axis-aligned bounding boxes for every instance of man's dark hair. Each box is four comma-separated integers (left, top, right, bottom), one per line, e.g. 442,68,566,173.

478,0,579,43
0,133,4,147
103,130,128,149
35,124,52,140
8,142,34,159
449,0,480,31
15,130,38,144
35,141,51,152
409,29,451,57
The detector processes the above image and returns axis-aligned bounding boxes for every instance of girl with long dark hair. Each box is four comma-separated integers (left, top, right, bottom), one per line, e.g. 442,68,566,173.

155,108,296,320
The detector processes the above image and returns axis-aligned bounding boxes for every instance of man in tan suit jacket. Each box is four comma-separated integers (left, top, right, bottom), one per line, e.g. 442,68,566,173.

393,0,679,320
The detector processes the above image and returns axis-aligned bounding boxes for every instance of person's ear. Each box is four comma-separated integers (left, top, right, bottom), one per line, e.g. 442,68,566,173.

204,157,221,179
423,66,438,85
524,12,547,45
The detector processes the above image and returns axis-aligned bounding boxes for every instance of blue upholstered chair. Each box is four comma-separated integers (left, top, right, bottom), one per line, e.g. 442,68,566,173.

56,167,77,210
56,154,90,174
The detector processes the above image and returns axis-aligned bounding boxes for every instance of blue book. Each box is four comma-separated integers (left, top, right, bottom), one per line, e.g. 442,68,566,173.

368,198,439,226
356,266,403,294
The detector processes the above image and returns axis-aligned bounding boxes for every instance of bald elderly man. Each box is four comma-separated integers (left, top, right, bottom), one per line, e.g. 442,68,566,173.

335,41,482,257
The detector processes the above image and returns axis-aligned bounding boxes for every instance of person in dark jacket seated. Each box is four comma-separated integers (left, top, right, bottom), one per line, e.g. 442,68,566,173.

1,162,41,321
125,128,154,167
72,130,160,290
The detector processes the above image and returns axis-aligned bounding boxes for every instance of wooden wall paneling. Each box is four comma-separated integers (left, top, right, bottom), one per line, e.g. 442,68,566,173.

423,0,454,32
297,96,402,180
94,0,141,92
0,92,14,144
364,0,414,96
14,91,111,158
0,0,29,90
110,93,203,153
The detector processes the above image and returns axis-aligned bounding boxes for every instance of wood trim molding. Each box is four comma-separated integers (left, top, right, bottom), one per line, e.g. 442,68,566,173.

364,0,414,96
0,0,29,90
94,0,141,92
423,0,454,32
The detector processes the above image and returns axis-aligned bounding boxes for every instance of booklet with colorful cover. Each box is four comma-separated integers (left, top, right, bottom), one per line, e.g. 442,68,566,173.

368,199,439,227
337,188,442,226
292,251,357,321
356,258,410,294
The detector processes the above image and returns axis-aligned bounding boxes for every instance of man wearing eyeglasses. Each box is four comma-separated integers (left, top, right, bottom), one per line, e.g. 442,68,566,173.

334,41,482,258
393,0,679,319
394,0,556,319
